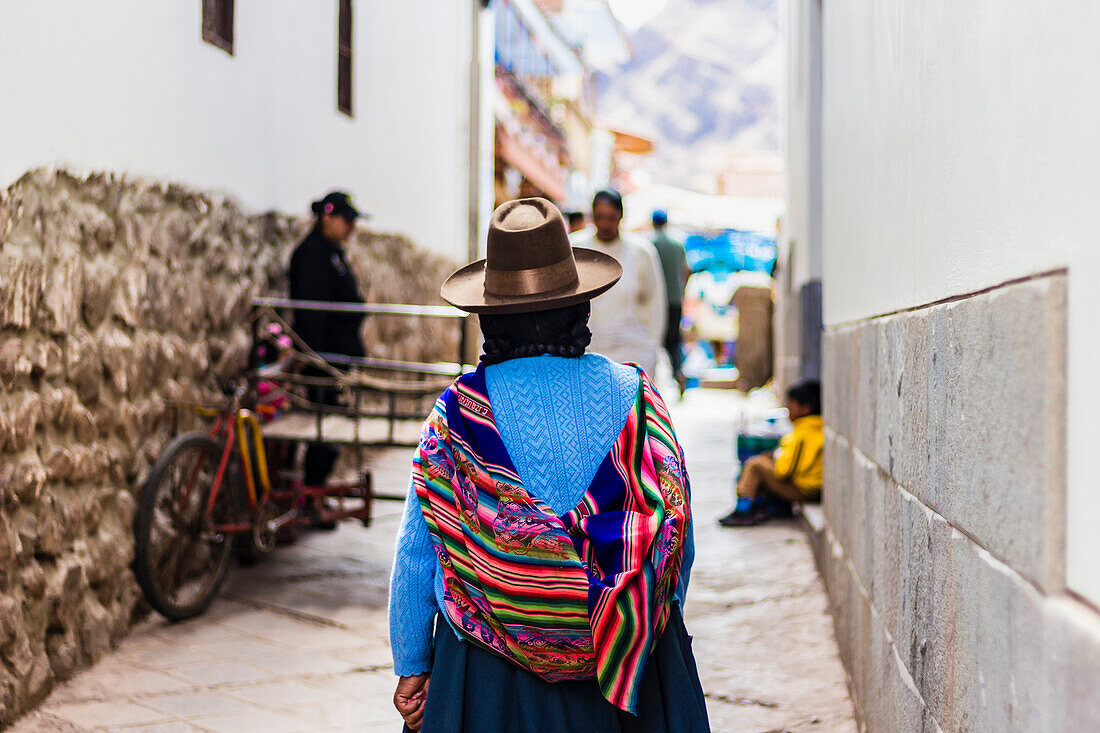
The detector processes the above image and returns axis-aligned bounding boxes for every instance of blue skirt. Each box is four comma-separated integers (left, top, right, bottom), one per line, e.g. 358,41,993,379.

409,605,710,733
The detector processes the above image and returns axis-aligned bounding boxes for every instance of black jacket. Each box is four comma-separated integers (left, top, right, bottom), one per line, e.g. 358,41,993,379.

288,228,366,358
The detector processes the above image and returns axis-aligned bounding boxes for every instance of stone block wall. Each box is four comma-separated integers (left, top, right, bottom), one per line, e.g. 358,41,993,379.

817,272,1100,731
0,168,458,724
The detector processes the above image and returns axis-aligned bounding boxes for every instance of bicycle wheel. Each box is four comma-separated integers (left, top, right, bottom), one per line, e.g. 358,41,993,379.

133,432,236,620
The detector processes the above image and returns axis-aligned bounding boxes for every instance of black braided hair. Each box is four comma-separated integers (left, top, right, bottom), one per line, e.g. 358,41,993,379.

479,302,593,366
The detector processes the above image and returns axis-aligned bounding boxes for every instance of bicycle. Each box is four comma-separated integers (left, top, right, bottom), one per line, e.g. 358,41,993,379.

133,299,468,621
132,382,372,621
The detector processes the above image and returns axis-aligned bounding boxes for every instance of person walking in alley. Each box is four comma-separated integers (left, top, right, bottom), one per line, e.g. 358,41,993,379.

287,191,365,525
719,379,823,527
571,189,668,376
388,198,708,732
650,209,691,395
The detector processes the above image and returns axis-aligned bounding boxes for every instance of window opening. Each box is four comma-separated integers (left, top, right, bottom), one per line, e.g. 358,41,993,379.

338,0,353,116
202,0,234,55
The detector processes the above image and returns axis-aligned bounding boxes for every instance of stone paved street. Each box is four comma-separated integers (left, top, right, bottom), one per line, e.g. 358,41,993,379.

9,389,854,733
671,390,855,732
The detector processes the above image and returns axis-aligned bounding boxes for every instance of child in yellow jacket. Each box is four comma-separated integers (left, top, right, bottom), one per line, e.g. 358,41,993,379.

720,380,822,527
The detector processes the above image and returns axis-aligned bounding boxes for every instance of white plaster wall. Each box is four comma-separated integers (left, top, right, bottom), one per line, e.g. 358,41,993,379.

0,0,477,261
1067,226,1100,604
822,2,1099,325
819,2,1100,606
782,0,822,291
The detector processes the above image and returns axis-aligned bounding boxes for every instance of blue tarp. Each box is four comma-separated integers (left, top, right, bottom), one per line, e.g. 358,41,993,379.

684,229,777,275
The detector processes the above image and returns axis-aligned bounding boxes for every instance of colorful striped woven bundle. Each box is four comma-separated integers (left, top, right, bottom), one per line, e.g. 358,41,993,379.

413,364,690,714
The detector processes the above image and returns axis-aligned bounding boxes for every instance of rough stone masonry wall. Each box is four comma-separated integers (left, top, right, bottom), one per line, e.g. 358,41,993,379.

0,168,458,724
819,272,1100,732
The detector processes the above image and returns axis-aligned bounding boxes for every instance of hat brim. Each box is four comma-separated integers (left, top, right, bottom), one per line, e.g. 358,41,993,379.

440,247,623,315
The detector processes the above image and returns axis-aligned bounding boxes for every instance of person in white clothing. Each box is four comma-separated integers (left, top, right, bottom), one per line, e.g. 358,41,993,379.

570,189,667,375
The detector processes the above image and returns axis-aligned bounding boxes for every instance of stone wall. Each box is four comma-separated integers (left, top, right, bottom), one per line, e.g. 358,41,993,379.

0,168,459,724
815,271,1100,731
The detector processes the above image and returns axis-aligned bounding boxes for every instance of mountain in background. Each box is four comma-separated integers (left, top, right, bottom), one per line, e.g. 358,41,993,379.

599,0,781,194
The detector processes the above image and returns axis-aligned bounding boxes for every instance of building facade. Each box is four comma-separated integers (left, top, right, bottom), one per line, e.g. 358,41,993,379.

0,2,497,721
784,1,1100,729
490,0,626,209
775,0,822,393
0,0,489,262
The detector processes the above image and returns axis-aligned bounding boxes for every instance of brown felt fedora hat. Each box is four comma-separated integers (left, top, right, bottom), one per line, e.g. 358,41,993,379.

440,198,622,314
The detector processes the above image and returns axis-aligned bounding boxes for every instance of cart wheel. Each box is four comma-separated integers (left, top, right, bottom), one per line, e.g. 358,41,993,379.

133,432,234,621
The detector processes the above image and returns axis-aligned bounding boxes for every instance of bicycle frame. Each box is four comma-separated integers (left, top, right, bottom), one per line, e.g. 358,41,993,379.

207,408,272,534
173,378,376,541
234,409,272,507
174,402,274,536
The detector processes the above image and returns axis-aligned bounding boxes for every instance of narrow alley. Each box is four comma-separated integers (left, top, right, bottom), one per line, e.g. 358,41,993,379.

10,389,854,733
5,1,1100,730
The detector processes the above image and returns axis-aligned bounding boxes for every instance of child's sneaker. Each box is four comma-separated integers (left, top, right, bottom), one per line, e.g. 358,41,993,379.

718,509,769,527
718,497,767,527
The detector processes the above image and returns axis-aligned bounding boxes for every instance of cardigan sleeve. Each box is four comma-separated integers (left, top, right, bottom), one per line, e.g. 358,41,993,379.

388,475,439,676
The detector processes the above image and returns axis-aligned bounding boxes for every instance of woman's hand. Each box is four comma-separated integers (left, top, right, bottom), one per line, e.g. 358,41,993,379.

394,673,431,731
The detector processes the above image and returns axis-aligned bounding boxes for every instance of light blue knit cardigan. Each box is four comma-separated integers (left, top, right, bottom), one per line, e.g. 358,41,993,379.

387,354,696,676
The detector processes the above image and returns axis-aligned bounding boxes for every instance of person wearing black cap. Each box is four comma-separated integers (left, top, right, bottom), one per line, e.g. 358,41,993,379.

290,192,365,358
287,192,365,520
